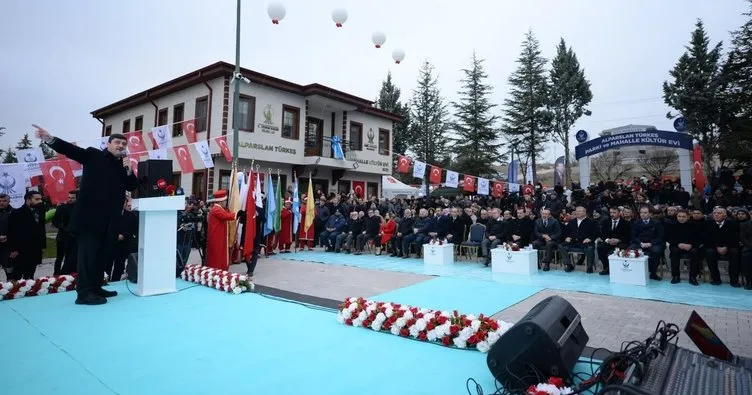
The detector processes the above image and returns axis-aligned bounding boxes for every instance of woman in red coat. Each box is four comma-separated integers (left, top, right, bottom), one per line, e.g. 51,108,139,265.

278,199,293,253
379,212,396,256
297,197,315,251
205,190,240,271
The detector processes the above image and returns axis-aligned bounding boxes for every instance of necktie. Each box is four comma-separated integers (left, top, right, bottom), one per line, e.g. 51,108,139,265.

543,220,547,227
612,220,616,231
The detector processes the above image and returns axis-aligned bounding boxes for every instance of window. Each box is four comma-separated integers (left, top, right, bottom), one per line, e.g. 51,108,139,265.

281,105,300,139
122,120,131,134
219,170,232,191
157,108,168,126
195,96,208,132
172,172,182,188
192,172,206,201
238,95,256,132
134,116,143,132
105,125,112,136
378,128,390,155
349,121,363,151
172,103,185,136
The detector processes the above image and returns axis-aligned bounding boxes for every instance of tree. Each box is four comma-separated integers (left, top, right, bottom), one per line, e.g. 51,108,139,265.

640,150,679,179
450,51,503,178
376,71,412,157
663,20,726,172
1,148,16,163
591,151,634,181
0,126,5,138
39,141,56,159
548,38,593,187
16,133,34,150
408,61,450,168
502,30,552,184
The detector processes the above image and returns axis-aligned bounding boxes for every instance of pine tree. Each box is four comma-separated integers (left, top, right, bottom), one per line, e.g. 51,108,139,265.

376,72,412,156
0,126,5,138
451,51,502,178
549,38,593,187
409,61,450,169
663,20,725,172
16,133,34,150
39,141,56,159
2,148,16,163
501,30,552,184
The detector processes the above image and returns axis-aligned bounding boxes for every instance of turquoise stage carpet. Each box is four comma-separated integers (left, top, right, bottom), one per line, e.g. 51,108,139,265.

278,251,752,311
2,279,594,395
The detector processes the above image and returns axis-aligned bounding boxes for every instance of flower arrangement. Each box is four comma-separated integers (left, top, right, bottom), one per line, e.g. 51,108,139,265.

0,274,77,300
526,377,573,395
614,248,642,258
180,264,254,294
428,238,447,246
336,297,513,352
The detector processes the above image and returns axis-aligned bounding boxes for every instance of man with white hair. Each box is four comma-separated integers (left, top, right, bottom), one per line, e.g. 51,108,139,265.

704,207,741,287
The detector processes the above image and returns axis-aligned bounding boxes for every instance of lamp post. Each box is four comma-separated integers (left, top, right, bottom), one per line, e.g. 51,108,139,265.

232,0,242,168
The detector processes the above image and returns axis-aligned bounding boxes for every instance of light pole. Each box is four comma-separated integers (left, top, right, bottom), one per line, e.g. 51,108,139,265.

231,0,242,168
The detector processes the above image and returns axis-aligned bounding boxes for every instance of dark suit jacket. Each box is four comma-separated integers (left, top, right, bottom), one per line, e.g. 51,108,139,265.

508,218,533,246
703,220,740,249
667,221,700,248
599,218,631,245
631,219,664,247
48,138,138,236
7,205,46,252
533,218,561,242
447,216,467,241
741,220,752,252
562,218,599,243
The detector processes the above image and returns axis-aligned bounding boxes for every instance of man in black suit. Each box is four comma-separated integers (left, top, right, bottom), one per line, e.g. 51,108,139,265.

630,205,665,281
508,208,533,247
597,206,631,275
532,209,561,271
482,208,506,266
740,212,752,290
35,125,138,305
704,207,741,287
391,209,414,257
7,191,46,280
667,209,700,285
0,194,12,279
51,190,78,275
445,207,467,244
557,206,599,273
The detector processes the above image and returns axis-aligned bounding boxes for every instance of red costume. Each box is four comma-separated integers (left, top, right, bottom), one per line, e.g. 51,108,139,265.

380,219,396,246
278,201,293,252
297,202,315,250
205,190,237,271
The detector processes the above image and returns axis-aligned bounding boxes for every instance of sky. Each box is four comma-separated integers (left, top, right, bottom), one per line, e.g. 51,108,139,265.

1,0,748,164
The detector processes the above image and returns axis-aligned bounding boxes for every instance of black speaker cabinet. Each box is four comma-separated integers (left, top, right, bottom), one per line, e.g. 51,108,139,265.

137,159,173,197
487,296,588,389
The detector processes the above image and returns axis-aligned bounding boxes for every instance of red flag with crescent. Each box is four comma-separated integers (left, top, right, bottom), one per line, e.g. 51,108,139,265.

182,119,197,144
124,131,147,154
215,136,233,162
492,181,504,197
693,144,705,193
39,160,75,205
352,180,365,198
172,145,195,174
463,175,475,192
127,153,141,177
397,156,410,173
54,152,84,177
429,166,442,184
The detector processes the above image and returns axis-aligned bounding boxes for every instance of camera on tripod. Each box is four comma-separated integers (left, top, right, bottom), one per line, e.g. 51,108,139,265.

176,208,206,271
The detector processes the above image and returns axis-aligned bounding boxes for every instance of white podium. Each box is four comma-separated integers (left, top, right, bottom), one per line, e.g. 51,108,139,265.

131,195,185,296
423,244,454,265
608,255,649,286
491,248,538,275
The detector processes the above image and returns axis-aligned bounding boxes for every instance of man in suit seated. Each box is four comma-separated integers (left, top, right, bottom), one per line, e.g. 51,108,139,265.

482,208,506,266
436,208,452,240
597,206,631,275
402,208,435,258
445,207,467,244
630,205,665,281
354,209,381,255
667,209,701,285
557,206,599,273
740,209,752,290
391,209,414,257
508,208,533,248
335,211,361,253
319,210,346,251
532,208,561,271
704,207,741,287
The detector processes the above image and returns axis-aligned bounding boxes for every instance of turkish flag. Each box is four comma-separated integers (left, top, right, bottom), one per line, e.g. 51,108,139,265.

182,119,197,144
693,144,705,193
492,181,504,197
215,136,232,162
523,184,534,196
173,145,195,174
429,166,442,184
397,156,410,173
124,131,147,154
55,152,83,177
147,131,159,149
352,180,365,198
127,153,141,177
39,160,76,205
463,175,475,192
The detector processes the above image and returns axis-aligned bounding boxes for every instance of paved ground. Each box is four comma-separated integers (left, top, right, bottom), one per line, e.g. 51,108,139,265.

4,250,751,358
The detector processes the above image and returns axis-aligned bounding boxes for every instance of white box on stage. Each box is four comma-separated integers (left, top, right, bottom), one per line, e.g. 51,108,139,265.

491,248,538,275
423,244,454,265
131,195,185,296
608,255,649,286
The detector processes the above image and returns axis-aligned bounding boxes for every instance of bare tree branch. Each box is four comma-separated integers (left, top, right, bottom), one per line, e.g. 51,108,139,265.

640,149,679,179
591,151,635,181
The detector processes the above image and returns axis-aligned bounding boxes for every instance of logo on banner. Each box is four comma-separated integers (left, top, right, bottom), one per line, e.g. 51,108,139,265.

448,173,457,183
23,152,38,163
506,252,513,262
429,246,437,256
0,172,17,194
99,139,107,150
575,130,589,143
621,261,632,272
200,144,211,161
258,105,280,134
364,128,377,151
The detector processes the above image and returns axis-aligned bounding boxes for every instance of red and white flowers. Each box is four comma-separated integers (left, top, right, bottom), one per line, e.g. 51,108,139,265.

0,274,77,301
336,297,513,352
180,264,253,294
614,248,642,258
526,377,573,395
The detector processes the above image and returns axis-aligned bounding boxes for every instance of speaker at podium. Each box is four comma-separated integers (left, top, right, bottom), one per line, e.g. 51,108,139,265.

137,159,173,198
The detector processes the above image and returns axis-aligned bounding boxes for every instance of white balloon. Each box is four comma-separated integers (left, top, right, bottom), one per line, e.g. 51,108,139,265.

331,8,348,26
267,2,286,24
371,32,386,48
392,48,405,64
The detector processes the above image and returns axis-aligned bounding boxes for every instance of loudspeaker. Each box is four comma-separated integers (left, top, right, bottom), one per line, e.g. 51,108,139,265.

487,296,588,389
137,159,173,197
126,253,138,283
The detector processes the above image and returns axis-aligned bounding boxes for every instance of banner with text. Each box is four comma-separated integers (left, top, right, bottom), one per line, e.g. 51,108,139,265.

574,130,693,160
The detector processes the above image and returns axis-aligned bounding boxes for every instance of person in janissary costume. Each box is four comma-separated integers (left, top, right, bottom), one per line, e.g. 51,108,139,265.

205,190,243,271
278,199,293,253
297,195,315,251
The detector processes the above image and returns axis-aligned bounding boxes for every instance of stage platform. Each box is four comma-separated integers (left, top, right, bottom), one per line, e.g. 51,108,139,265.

2,278,599,395
277,251,752,312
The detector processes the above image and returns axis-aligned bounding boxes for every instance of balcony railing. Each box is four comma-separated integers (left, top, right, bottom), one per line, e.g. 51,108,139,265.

304,133,359,159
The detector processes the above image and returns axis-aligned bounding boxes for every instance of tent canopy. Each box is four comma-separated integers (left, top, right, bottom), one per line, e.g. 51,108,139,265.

381,176,419,198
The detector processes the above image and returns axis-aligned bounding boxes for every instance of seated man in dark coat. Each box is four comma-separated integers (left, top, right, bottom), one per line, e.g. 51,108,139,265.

667,209,700,285
630,205,665,281
557,206,599,273
597,206,631,275
703,207,740,287
481,208,506,266
508,208,533,247
354,209,381,255
391,209,414,257
532,209,561,271
444,207,467,244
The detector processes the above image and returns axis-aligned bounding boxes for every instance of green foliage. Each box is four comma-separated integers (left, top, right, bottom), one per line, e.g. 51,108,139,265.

408,61,451,167
376,72,412,157
16,133,34,150
1,148,16,163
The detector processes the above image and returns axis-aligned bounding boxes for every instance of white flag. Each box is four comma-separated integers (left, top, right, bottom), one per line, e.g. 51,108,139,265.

412,160,426,179
0,163,30,207
478,178,489,195
508,182,520,193
445,170,459,188
16,148,45,177
194,140,214,169
151,125,173,149
95,136,109,151
148,149,168,160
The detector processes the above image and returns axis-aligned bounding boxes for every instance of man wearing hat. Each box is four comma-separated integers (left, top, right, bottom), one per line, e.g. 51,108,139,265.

278,198,294,253
206,190,243,270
